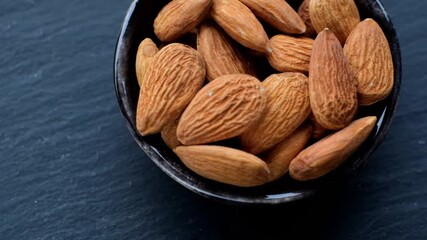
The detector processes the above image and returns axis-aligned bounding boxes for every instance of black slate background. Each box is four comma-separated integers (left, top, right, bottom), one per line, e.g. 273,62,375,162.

0,0,426,239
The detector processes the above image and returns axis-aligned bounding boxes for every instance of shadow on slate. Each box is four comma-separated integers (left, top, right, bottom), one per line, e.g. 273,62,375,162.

148,179,355,240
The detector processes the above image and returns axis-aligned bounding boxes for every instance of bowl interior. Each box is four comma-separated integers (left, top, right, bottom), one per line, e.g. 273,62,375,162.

114,0,401,204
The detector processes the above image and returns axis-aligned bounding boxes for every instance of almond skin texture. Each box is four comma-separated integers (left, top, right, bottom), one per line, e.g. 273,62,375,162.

309,29,358,130
266,35,314,73
344,19,394,106
289,116,377,181
211,0,269,53
298,0,317,37
309,0,360,44
136,43,206,136
240,73,311,154
238,0,306,34
174,145,270,187
263,123,312,182
161,118,181,149
197,22,256,81
154,0,212,42
135,38,159,87
177,74,266,145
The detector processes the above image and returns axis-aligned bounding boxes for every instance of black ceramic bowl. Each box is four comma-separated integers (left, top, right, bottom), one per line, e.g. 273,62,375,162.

114,0,401,205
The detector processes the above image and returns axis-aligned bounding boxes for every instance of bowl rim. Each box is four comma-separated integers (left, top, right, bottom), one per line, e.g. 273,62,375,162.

113,0,402,205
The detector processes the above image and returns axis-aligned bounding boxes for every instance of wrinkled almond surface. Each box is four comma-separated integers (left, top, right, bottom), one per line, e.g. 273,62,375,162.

154,0,212,42
309,29,358,130
177,74,266,145
241,73,311,154
309,0,360,44
161,118,182,149
238,0,306,34
298,0,317,37
263,123,312,182
266,35,314,73
211,0,269,53
344,18,394,106
197,22,256,81
135,38,159,87
137,43,206,135
289,116,377,181
174,145,270,187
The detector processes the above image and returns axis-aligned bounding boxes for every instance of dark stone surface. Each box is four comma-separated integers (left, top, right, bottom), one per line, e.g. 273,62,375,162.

0,0,426,239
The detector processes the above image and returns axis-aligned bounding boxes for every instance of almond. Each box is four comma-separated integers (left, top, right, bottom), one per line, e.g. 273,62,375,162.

238,0,306,34
161,118,182,149
154,0,212,42
309,0,360,44
135,38,159,87
136,43,205,136
174,145,270,187
240,73,311,154
344,19,394,106
177,74,266,145
309,29,358,130
266,35,313,73
211,0,269,53
289,116,377,181
298,0,317,37
197,22,256,81
263,123,312,182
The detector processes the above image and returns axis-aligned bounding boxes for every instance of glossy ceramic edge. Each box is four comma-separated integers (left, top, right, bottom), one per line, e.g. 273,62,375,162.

113,0,402,205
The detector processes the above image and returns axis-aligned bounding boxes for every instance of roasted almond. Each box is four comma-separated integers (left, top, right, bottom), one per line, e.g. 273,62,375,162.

177,74,266,145
309,29,358,130
238,0,306,34
240,73,311,154
298,0,317,37
266,35,313,73
136,43,205,136
175,145,270,187
263,123,312,182
309,0,360,44
135,38,159,87
197,22,256,81
344,18,394,106
154,0,212,42
211,0,269,53
289,116,377,181
161,118,182,149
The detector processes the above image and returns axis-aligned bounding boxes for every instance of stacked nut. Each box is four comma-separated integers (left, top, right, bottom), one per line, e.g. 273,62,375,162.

134,0,394,187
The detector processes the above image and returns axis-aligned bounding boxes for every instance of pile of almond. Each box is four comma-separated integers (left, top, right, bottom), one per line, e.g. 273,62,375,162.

134,0,394,187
